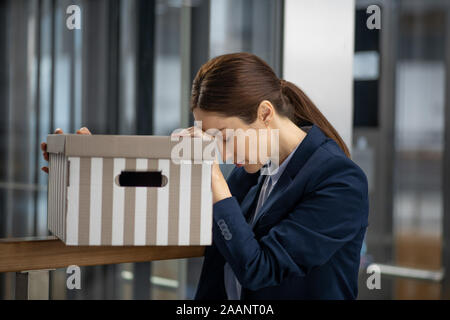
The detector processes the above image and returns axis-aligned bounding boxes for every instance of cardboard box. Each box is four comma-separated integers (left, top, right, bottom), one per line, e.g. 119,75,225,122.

46,134,214,246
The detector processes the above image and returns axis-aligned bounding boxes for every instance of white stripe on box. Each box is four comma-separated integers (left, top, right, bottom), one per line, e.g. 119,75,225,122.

55,154,59,238
112,158,126,245
58,154,62,238
54,154,58,237
63,156,68,240
48,154,53,234
66,157,80,245
156,159,170,245
48,154,53,235
178,160,192,245
53,155,58,237
200,161,213,245
58,155,62,238
89,158,103,245
134,158,148,245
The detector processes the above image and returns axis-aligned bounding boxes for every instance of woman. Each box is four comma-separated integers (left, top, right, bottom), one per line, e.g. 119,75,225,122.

41,52,369,300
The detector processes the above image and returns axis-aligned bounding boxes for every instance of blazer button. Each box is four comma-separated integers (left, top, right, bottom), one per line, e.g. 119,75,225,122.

224,232,232,241
217,219,226,228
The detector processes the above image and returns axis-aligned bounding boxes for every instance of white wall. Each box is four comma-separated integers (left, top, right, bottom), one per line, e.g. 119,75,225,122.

283,0,355,150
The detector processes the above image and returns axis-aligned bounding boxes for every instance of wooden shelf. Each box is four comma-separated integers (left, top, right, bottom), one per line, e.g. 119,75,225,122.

0,236,205,273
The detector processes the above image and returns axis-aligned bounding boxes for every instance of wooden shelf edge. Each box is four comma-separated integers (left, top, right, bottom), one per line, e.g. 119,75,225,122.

0,238,206,273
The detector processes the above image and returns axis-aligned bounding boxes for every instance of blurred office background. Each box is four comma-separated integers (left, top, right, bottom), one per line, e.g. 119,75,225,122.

0,0,449,299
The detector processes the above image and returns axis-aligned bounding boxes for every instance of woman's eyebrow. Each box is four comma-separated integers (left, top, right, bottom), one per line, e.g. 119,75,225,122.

207,127,226,135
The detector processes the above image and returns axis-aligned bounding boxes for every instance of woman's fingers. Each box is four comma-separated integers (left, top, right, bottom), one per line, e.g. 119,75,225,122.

43,128,62,158
41,144,49,174
171,126,213,141
76,127,92,135
172,127,194,137
41,141,49,165
41,127,83,175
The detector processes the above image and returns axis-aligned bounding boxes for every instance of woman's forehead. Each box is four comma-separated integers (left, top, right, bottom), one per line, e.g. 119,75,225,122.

193,109,235,131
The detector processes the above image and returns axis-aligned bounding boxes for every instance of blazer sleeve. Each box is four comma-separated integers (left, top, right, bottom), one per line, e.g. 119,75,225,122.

226,166,261,204
212,156,369,291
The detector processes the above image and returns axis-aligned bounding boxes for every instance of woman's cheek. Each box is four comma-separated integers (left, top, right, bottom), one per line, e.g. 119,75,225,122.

243,163,261,173
235,136,247,164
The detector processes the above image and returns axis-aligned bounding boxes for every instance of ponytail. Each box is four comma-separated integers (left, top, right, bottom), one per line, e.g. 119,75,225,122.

191,53,351,158
280,80,351,158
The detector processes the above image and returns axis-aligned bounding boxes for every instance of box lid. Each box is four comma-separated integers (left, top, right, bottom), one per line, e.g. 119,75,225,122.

46,134,216,161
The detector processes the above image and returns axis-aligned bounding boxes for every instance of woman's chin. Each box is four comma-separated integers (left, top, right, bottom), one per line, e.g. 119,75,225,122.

242,163,262,174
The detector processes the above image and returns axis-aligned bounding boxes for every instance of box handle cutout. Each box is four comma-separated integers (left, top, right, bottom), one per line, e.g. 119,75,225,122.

115,171,168,187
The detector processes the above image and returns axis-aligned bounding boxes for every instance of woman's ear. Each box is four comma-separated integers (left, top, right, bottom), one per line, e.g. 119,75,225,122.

257,100,275,126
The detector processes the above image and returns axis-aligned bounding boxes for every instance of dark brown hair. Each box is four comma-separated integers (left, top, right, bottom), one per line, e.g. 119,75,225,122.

191,52,350,157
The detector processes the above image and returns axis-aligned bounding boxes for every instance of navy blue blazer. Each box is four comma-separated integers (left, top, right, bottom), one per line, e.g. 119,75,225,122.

194,124,369,300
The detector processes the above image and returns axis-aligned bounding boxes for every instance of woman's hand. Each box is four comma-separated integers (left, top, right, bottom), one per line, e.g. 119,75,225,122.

172,127,232,204
40,127,92,174
210,163,232,204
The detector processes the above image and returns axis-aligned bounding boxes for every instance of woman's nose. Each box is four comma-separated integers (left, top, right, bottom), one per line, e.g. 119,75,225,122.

222,148,235,164
216,140,237,164
215,142,230,164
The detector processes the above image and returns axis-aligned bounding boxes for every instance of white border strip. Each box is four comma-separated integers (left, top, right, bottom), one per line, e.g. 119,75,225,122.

134,158,148,245
200,161,213,245
89,157,103,245
66,157,80,245
178,160,191,245
156,159,170,245
112,158,126,245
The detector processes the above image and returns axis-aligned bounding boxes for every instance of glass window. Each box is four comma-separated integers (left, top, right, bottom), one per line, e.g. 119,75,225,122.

0,0,283,300
392,4,445,299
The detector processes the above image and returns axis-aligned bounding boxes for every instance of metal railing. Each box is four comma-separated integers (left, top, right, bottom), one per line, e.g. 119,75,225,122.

368,263,444,283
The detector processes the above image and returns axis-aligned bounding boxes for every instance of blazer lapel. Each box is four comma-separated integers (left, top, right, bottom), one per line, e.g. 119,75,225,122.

251,124,328,232
250,170,292,229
